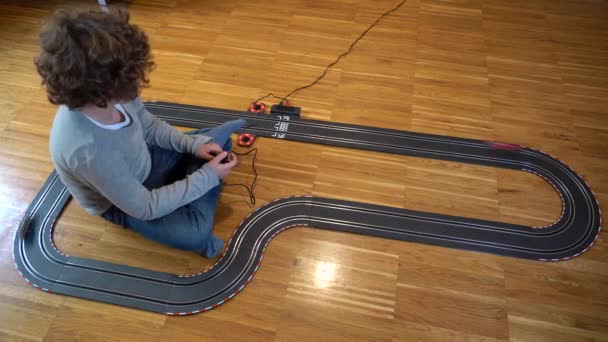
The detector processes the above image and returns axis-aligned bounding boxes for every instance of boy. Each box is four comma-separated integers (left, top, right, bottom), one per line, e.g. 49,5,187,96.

35,9,244,258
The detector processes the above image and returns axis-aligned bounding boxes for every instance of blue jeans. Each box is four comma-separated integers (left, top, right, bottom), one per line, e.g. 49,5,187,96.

101,119,246,258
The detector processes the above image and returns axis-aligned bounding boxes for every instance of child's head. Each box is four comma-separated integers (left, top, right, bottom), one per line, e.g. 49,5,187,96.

35,9,154,109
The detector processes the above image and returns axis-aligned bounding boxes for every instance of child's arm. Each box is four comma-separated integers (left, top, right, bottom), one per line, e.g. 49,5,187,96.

130,97,211,154
78,148,219,220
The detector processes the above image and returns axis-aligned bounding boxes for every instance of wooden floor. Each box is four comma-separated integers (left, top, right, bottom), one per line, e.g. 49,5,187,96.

1,0,607,340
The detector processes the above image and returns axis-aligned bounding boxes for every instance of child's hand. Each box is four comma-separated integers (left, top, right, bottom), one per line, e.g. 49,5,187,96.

196,143,223,161
207,152,238,179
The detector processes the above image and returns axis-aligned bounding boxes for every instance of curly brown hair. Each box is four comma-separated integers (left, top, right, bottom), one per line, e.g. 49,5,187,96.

35,9,154,109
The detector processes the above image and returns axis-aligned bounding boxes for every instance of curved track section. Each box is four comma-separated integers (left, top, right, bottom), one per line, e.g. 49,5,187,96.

13,102,602,314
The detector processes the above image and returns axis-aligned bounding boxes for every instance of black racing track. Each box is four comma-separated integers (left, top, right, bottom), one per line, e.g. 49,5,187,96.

13,101,602,315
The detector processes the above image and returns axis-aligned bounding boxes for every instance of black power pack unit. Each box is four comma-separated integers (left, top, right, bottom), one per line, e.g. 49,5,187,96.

270,104,301,117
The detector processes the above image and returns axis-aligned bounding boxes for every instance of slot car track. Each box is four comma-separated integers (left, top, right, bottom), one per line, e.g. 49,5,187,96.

13,101,602,315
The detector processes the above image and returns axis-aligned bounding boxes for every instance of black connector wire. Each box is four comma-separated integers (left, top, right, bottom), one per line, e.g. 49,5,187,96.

245,0,408,203
224,148,258,205
253,0,408,105
253,93,287,104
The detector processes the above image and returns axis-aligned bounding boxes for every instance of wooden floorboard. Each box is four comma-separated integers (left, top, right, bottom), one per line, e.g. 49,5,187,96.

0,0,606,340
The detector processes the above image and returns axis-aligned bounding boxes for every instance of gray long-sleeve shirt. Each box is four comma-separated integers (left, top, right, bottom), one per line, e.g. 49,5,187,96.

49,97,219,220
